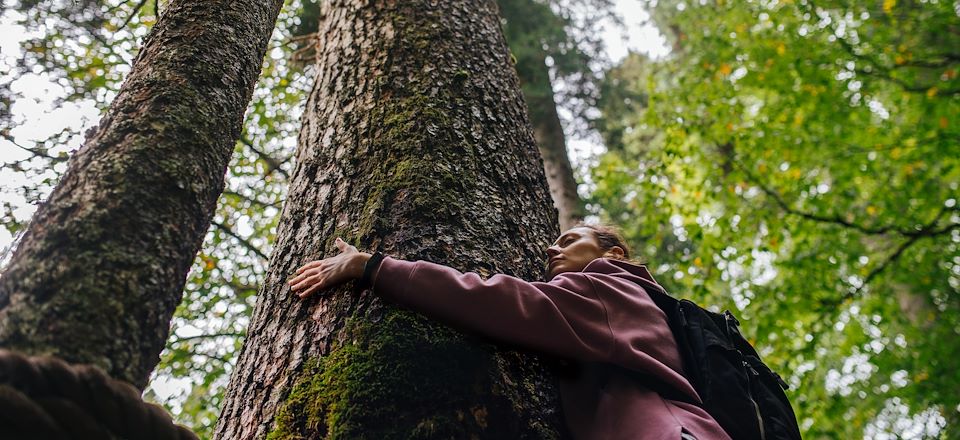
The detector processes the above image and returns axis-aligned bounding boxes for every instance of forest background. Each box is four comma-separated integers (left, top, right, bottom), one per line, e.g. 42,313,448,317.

0,0,957,439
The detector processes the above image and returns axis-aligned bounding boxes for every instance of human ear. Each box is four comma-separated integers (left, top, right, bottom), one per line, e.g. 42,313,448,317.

603,246,625,260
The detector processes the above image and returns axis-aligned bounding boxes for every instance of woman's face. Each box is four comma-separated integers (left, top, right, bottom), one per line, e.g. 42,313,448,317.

546,227,610,279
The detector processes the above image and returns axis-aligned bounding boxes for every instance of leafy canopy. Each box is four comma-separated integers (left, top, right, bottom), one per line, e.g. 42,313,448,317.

591,0,958,438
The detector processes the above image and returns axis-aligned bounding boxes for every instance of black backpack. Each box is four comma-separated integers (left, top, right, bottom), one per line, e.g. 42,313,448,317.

625,277,803,440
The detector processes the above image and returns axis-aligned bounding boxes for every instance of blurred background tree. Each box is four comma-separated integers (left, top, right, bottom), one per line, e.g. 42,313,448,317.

2,0,957,438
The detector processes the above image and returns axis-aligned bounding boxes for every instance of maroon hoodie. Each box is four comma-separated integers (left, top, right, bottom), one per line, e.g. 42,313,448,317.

373,256,731,440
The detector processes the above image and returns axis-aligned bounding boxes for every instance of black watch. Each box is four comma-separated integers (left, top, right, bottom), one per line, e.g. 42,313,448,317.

358,251,385,289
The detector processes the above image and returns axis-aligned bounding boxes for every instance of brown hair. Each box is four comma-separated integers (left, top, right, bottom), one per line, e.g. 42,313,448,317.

574,222,631,261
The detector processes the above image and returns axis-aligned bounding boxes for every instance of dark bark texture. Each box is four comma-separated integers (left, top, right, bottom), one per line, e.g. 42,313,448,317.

0,0,284,388
216,1,567,439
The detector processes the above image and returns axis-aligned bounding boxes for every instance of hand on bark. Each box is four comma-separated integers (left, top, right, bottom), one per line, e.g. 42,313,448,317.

288,237,371,298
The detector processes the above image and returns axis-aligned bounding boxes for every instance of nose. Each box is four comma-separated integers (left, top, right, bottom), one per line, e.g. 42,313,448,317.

546,246,561,259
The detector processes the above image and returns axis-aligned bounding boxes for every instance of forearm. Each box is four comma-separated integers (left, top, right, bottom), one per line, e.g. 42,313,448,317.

371,257,615,361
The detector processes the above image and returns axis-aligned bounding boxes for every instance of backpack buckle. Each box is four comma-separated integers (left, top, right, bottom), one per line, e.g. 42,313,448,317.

723,310,740,327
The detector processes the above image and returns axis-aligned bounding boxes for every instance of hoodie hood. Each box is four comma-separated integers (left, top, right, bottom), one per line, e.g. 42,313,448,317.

582,257,663,289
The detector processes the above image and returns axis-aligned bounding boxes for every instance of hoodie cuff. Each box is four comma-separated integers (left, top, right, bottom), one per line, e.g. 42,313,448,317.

371,256,419,301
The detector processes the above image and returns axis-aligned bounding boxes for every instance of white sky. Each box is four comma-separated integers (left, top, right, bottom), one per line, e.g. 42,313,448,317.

565,0,668,165
604,0,670,61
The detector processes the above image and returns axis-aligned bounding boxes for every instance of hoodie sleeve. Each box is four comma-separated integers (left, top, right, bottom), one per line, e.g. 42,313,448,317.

373,256,703,403
372,256,616,362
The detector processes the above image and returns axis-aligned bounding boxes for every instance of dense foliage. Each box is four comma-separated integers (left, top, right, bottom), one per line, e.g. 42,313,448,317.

592,1,958,438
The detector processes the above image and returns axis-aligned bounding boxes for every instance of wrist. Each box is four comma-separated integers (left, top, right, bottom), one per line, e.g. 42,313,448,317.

354,252,371,279
357,251,385,291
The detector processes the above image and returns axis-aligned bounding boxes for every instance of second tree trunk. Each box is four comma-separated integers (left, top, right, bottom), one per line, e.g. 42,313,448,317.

0,0,284,389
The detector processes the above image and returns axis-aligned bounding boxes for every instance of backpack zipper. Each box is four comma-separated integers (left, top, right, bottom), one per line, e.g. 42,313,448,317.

726,311,768,439
751,396,766,440
726,312,768,439
742,359,766,440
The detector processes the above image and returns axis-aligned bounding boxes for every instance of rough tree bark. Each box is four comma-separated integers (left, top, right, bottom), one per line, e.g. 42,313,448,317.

0,0,284,388
215,1,567,439
294,0,583,232
518,54,584,231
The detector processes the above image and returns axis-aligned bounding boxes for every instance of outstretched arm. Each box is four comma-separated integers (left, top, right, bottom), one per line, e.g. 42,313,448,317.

371,257,615,361
288,238,615,361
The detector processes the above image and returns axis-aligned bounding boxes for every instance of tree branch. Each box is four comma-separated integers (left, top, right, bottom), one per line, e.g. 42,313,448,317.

211,220,269,261
805,0,960,96
854,68,960,96
1,133,69,163
825,214,959,307
287,32,319,64
897,56,960,69
239,137,290,178
116,0,149,32
222,190,283,209
105,0,134,15
165,349,232,365
169,331,246,345
734,158,956,238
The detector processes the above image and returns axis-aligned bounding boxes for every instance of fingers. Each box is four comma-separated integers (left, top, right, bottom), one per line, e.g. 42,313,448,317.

290,238,357,300
295,260,322,274
295,239,352,276
290,259,325,295
335,237,359,254
289,265,320,286
289,264,332,298
289,271,315,291
298,279,325,298
289,269,328,297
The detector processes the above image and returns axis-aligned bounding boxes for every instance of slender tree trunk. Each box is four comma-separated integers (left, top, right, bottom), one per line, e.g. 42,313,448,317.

215,1,567,439
532,98,583,232
496,0,584,230
0,0,284,388
519,54,583,231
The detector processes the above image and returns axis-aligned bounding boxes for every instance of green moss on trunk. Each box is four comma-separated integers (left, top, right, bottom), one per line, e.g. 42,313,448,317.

269,311,500,440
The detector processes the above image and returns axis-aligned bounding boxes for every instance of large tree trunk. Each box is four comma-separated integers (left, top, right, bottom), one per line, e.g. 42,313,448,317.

0,0,284,388
518,54,583,231
215,1,567,439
